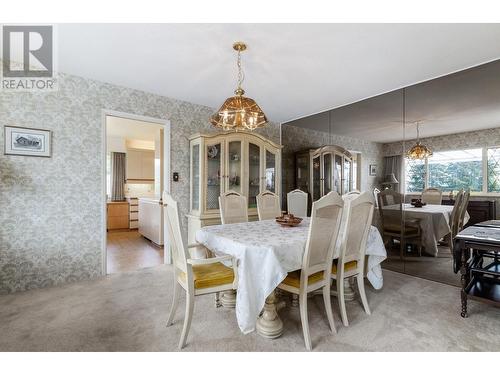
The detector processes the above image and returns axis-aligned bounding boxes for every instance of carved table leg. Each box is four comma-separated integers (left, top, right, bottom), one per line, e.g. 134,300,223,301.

221,290,237,308
460,290,468,318
331,278,356,301
459,243,468,318
256,290,284,339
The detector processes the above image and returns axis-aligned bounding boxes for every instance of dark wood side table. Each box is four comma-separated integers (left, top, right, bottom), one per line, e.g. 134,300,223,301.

454,224,500,317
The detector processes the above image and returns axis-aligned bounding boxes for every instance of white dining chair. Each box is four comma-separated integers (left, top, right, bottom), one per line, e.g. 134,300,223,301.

163,192,238,349
256,190,281,220
332,191,374,327
287,189,308,218
373,188,381,209
219,190,248,224
278,191,344,350
446,189,464,252
422,187,443,205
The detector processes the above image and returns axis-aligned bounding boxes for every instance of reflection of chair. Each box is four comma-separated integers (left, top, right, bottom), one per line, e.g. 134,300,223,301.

373,188,381,209
459,189,470,230
256,190,281,220
342,190,360,199
332,192,374,326
422,188,443,205
278,192,344,350
446,189,464,252
287,189,308,218
377,189,422,259
219,191,248,224
164,193,238,349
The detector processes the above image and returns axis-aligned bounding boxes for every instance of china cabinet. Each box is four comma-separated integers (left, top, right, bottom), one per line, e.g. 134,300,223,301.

295,145,355,203
187,131,281,244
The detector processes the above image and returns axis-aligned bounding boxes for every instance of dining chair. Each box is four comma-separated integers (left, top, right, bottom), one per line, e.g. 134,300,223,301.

219,190,248,224
342,190,361,199
277,191,344,350
421,187,443,205
446,189,464,252
256,190,281,220
287,189,308,218
458,189,471,230
163,192,238,349
377,189,422,259
332,191,374,327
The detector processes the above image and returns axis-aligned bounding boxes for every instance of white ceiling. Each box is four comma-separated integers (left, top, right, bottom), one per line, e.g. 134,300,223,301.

58,24,500,134
106,115,162,141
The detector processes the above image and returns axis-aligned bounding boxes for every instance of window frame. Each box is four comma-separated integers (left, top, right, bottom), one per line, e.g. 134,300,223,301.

403,146,500,196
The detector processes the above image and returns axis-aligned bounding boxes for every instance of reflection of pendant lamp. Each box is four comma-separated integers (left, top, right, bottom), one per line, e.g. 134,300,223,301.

407,121,433,160
211,42,268,131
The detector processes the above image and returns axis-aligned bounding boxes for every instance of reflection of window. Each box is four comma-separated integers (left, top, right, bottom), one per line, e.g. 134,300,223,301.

404,147,497,194
405,158,425,193
106,153,111,197
488,147,500,192
429,149,482,192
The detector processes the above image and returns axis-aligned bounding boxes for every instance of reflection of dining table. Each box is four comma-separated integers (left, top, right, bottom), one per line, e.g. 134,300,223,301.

382,203,470,256
195,218,386,338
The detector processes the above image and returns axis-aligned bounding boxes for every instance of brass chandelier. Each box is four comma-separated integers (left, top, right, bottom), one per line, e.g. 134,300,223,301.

407,122,433,159
211,42,268,131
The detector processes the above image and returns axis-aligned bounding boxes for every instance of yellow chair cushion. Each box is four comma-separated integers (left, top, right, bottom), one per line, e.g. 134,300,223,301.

332,260,358,274
282,269,325,288
180,262,234,289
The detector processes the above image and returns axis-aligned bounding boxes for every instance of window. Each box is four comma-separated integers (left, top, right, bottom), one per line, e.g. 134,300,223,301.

404,147,500,194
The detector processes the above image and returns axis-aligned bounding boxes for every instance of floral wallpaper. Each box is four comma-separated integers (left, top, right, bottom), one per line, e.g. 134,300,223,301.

281,124,384,202
0,73,280,294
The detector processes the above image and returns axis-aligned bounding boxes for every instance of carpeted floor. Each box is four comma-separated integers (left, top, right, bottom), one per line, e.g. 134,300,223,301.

0,266,499,351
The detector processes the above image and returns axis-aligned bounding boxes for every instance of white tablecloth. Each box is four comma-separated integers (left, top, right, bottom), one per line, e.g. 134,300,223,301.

195,218,386,334
383,204,469,256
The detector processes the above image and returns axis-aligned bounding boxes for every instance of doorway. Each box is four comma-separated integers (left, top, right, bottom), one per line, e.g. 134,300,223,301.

102,110,170,275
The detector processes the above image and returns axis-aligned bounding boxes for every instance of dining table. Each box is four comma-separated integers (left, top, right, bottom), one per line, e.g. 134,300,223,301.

382,203,470,256
195,218,387,338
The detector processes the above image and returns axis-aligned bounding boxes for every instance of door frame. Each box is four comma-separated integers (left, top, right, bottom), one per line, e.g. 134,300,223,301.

101,109,171,276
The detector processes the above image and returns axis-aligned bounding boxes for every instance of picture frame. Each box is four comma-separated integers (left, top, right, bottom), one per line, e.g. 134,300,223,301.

369,164,377,176
4,125,52,157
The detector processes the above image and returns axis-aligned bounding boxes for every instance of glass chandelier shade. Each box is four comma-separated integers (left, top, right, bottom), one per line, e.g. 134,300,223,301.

211,42,268,131
406,122,433,159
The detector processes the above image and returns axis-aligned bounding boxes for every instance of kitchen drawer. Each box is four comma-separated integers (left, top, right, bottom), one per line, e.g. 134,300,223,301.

108,215,129,230
129,220,139,229
130,211,138,220
107,202,129,217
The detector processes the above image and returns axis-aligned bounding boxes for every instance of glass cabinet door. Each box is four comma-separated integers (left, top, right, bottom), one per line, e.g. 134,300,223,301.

296,153,309,192
265,149,277,193
344,157,351,193
191,143,200,211
206,142,222,210
312,155,321,201
227,140,243,194
323,153,332,195
334,154,342,194
248,142,261,209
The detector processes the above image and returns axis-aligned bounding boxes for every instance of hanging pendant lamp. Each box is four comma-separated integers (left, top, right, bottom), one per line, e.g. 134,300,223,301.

407,121,433,159
211,42,268,131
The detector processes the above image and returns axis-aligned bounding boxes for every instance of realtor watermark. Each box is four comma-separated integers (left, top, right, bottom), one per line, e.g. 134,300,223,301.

1,25,58,91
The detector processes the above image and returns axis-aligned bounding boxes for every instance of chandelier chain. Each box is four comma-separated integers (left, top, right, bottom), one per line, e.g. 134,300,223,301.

236,50,245,90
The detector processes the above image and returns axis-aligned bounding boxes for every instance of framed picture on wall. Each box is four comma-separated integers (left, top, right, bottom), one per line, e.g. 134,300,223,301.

4,125,52,157
369,164,377,176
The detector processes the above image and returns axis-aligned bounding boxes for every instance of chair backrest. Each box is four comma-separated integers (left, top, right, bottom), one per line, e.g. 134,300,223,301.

377,189,402,228
458,189,470,230
422,187,443,205
342,190,361,199
450,189,464,238
302,192,344,276
256,190,281,220
219,190,248,224
338,191,374,265
163,192,188,274
287,189,308,218
373,188,381,208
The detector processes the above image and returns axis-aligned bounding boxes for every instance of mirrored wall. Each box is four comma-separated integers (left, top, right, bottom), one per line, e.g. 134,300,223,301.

281,59,500,286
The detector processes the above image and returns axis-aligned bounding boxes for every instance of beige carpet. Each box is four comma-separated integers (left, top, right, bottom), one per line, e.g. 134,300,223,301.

0,265,499,351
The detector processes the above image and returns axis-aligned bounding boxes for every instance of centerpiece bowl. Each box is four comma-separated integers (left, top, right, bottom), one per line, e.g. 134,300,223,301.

276,212,303,227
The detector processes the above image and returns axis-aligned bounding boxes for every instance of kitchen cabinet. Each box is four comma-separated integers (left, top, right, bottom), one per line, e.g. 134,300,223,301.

187,131,282,244
126,149,155,181
107,201,129,230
